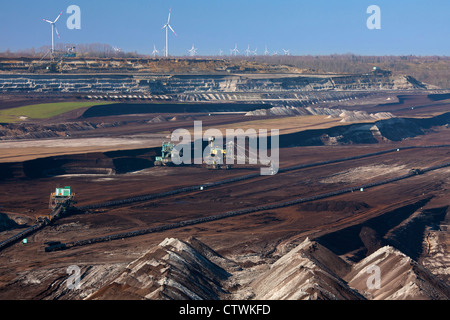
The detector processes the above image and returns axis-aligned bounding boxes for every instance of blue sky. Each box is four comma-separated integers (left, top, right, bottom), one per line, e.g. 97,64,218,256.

0,0,449,56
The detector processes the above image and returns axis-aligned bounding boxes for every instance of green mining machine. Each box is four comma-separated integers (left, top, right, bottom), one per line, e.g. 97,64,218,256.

49,186,76,210
154,142,176,166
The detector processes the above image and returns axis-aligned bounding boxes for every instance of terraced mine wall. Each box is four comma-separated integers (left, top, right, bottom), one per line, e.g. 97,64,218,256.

386,206,449,260
0,72,431,95
278,112,450,146
315,198,449,261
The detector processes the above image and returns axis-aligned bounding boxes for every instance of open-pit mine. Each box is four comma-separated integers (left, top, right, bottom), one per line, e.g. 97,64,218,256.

0,57,449,302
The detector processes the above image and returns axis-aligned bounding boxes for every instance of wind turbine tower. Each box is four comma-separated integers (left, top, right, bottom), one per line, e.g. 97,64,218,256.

42,11,63,54
152,44,159,58
245,45,251,57
162,9,177,57
230,44,239,56
188,44,198,57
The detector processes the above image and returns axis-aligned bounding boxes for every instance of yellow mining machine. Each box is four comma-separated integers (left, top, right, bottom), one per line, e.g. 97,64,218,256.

204,137,231,170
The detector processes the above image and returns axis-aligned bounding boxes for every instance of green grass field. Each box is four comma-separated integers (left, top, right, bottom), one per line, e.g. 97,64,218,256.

0,101,113,123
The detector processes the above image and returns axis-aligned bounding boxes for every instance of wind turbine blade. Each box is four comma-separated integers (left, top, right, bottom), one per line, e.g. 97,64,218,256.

161,24,167,30
43,19,53,24
55,26,60,39
167,9,171,24
53,11,63,23
168,25,177,36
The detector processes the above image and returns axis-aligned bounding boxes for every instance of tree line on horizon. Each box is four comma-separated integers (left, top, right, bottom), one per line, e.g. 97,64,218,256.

0,43,138,59
251,54,450,88
0,46,449,88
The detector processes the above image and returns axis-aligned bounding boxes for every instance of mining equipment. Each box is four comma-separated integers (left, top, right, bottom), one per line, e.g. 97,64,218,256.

204,137,273,171
64,46,77,58
0,187,77,252
372,66,392,76
410,168,424,175
49,186,76,210
154,142,176,166
37,187,76,223
204,137,231,170
28,47,76,73
44,241,67,252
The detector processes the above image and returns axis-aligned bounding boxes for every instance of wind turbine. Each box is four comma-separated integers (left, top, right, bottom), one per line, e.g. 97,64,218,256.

282,49,291,56
42,11,63,54
188,44,197,57
161,9,177,57
218,49,223,56
230,44,239,56
245,45,251,57
152,44,159,57
264,45,270,56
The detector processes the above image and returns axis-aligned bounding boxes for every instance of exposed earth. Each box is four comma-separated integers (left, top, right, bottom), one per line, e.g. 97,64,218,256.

0,58,449,300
